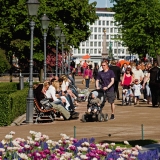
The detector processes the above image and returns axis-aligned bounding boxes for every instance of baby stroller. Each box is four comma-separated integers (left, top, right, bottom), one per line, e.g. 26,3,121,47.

81,89,109,122
122,85,132,106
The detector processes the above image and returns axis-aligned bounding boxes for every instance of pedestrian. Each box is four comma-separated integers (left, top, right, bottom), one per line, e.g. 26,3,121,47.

143,61,160,107
110,60,121,100
96,61,115,120
83,65,93,89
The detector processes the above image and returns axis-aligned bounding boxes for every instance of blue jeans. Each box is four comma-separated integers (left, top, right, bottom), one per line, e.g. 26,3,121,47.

85,78,90,88
146,83,151,97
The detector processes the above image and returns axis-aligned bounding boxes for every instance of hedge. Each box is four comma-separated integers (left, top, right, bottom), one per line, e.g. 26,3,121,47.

0,88,28,126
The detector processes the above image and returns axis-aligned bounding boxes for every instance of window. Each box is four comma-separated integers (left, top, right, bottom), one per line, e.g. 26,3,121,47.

90,49,93,54
94,35,97,39
90,42,93,46
78,49,81,54
110,28,113,33
94,42,97,47
107,35,109,39
114,28,117,33
118,43,121,47
86,41,89,46
82,42,85,46
106,21,109,25
114,49,117,54
94,27,97,32
98,28,101,32
90,34,93,39
110,21,114,26
90,27,93,32
106,28,109,33
102,21,105,25
98,42,101,47
86,49,89,54
82,49,85,54
98,21,101,25
94,49,97,54
106,42,109,46
98,35,101,39
94,21,97,25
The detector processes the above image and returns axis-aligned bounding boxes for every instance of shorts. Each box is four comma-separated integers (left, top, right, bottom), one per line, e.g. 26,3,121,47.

105,91,115,104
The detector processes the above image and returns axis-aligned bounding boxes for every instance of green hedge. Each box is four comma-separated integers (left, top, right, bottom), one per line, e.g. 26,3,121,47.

0,88,28,126
0,82,18,93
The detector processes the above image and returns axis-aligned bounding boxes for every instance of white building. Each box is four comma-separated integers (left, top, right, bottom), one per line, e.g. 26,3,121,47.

73,8,128,66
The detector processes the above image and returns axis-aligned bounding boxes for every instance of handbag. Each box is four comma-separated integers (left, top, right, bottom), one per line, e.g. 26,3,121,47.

82,79,85,85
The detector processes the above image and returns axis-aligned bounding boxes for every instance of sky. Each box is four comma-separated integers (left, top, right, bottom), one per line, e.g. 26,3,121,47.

89,0,113,8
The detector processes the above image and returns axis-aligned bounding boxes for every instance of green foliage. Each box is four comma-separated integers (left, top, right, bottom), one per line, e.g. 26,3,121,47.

112,0,160,57
0,49,11,73
0,82,18,93
0,88,28,126
0,0,98,65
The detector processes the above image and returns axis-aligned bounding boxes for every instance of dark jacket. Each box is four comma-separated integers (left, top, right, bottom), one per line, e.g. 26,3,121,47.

109,65,121,82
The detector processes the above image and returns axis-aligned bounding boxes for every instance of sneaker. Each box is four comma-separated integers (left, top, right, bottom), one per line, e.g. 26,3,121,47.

110,114,115,120
143,99,147,102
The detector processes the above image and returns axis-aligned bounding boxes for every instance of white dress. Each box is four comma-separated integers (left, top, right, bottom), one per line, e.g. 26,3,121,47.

132,84,142,96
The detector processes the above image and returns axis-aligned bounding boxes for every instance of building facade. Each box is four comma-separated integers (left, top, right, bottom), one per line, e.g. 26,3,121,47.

73,8,128,65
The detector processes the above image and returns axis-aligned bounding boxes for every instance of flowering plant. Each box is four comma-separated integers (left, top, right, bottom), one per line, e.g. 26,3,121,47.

0,131,159,160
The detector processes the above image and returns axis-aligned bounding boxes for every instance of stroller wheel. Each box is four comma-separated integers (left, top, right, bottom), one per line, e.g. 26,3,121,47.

103,113,109,121
98,113,104,122
81,114,87,122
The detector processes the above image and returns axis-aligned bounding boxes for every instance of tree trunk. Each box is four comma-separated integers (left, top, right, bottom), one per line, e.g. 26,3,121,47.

39,68,44,83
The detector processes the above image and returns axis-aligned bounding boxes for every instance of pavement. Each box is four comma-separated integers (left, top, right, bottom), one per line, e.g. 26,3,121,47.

0,76,160,153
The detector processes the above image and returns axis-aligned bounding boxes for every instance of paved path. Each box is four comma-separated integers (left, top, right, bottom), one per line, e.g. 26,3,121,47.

0,76,160,148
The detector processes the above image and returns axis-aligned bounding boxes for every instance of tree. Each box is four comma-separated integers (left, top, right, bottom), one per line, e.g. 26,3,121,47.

0,0,98,70
110,0,160,59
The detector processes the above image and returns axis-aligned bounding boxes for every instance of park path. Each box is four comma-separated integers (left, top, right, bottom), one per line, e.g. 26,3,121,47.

0,76,159,144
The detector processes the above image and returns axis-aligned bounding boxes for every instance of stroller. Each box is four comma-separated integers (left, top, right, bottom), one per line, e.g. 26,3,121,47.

122,85,132,106
81,89,109,122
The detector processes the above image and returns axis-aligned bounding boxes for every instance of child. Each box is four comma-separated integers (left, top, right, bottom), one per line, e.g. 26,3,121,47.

132,79,142,105
88,91,101,114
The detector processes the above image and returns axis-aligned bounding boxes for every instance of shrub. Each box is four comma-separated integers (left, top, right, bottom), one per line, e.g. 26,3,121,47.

0,49,11,73
0,88,28,126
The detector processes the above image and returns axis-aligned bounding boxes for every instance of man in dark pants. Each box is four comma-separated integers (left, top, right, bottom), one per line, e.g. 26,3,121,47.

109,60,121,100
143,61,160,107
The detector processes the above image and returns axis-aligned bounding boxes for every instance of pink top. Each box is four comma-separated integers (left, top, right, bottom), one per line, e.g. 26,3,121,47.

83,69,92,79
123,74,132,86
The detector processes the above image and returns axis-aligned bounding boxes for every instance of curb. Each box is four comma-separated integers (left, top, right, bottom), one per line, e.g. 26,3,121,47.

11,114,26,126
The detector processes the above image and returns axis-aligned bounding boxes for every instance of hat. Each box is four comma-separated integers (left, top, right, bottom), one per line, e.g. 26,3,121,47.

92,91,98,98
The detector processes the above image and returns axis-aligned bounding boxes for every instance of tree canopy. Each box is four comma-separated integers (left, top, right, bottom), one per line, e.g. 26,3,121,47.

111,0,160,57
0,0,98,64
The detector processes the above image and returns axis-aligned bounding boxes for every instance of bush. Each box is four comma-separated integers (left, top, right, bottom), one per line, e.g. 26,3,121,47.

0,88,28,126
0,49,11,73
0,82,18,93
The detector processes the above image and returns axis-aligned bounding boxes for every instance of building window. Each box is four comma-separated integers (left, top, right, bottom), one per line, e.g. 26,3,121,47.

90,27,93,32
86,41,89,46
98,28,101,32
114,49,117,54
107,35,109,39
78,49,81,54
106,21,109,25
98,42,101,47
82,49,85,54
94,35,97,39
94,21,97,25
106,28,109,33
90,42,93,46
106,42,109,46
94,42,97,47
110,28,113,33
110,35,114,39
90,34,93,39
94,49,97,54
98,35,101,39
86,49,89,54
102,21,105,25
94,27,97,32
82,42,85,46
90,49,93,54
114,28,117,33
98,21,101,25
110,21,114,26
118,42,121,47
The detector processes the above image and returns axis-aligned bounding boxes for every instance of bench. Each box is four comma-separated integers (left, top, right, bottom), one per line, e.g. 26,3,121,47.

34,99,56,123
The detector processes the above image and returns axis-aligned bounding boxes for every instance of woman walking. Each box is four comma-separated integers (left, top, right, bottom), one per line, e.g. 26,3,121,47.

83,65,92,89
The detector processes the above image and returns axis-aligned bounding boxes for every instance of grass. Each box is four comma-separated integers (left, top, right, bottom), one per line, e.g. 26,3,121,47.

100,139,158,148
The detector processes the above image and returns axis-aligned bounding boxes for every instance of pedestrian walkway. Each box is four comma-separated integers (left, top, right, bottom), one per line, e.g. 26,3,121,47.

0,76,159,152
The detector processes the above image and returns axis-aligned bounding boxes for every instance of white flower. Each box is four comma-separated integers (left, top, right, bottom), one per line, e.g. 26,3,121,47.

9,131,15,135
18,153,28,160
106,148,112,153
74,158,80,160
132,150,139,156
80,154,88,159
130,156,136,159
24,144,30,149
5,134,13,139
35,132,41,138
46,140,53,144
35,137,40,141
110,143,115,146
93,158,98,160
81,147,88,152
121,153,129,158
29,131,37,135
117,157,124,160
124,141,129,145
0,148,5,152
1,139,7,145
77,147,82,151
135,145,142,150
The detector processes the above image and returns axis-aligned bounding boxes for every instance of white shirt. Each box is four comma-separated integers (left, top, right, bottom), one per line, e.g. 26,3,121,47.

132,84,142,96
61,81,69,91
132,69,144,82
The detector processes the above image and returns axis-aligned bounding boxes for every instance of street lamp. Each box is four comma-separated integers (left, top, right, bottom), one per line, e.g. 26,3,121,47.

41,14,50,81
54,25,61,76
26,0,40,123
60,32,66,75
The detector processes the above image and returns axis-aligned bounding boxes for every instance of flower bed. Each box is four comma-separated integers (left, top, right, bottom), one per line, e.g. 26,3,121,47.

0,131,159,160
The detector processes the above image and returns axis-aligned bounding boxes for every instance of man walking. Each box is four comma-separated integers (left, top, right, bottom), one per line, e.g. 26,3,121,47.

96,61,115,120
110,60,121,100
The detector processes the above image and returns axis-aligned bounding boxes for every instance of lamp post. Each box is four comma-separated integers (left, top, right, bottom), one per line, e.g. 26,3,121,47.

54,25,61,77
60,32,66,75
41,14,50,81
26,0,40,123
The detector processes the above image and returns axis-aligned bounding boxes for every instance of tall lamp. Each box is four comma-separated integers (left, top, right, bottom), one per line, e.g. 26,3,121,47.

26,0,40,123
54,25,61,77
41,14,50,81
60,32,65,75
